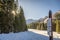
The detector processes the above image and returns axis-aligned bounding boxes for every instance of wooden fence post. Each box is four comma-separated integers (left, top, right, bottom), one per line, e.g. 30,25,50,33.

47,10,53,40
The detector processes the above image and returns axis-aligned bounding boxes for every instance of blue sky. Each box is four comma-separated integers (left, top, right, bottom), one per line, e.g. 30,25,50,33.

19,0,60,20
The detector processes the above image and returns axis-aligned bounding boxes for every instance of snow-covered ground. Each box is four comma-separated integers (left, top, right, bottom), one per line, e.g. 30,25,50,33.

0,29,60,40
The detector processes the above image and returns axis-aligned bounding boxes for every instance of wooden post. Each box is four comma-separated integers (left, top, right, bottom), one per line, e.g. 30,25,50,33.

47,10,53,40
49,10,53,40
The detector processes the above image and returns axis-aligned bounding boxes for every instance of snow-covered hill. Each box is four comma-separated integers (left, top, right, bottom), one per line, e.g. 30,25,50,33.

0,29,60,40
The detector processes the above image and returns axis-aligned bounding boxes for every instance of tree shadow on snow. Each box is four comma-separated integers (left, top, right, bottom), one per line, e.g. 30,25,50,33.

28,31,60,40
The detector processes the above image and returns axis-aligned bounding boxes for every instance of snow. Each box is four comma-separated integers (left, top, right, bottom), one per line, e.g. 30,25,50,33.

0,29,60,40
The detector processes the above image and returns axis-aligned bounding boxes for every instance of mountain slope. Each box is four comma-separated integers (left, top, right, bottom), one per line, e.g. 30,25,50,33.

26,19,36,24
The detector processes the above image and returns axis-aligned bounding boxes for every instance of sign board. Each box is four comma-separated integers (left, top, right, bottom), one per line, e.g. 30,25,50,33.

47,18,52,36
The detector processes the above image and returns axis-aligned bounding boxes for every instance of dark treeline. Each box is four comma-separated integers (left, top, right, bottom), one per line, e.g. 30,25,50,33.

28,10,60,34
0,0,27,33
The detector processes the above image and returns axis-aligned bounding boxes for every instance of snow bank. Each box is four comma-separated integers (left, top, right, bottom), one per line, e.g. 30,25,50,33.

0,29,60,40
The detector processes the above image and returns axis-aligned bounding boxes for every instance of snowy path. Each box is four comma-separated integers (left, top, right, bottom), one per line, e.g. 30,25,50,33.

0,29,60,40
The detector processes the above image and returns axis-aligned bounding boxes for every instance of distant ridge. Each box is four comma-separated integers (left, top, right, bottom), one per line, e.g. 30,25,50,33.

26,19,37,24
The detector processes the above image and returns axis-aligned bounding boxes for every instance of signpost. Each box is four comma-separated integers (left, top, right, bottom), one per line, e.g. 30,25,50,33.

47,10,53,40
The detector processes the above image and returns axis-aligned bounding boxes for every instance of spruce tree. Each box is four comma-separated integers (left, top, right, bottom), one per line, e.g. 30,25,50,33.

19,6,27,31
14,6,27,32
0,0,15,33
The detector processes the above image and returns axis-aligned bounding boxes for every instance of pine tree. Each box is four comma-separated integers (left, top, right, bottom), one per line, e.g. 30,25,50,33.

0,0,27,33
0,0,15,33
14,6,27,32
19,6,27,31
